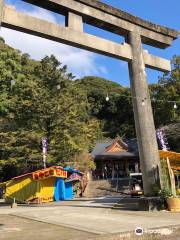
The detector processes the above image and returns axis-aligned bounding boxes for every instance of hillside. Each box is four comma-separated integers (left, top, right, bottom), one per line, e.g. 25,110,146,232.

76,76,135,138
76,76,125,94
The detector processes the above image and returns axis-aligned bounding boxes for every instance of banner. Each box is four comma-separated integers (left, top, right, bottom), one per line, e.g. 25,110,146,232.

42,137,48,154
156,129,170,151
33,168,67,181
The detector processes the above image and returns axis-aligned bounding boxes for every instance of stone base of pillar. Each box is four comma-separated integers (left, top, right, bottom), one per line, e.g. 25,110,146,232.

11,202,18,208
139,197,165,211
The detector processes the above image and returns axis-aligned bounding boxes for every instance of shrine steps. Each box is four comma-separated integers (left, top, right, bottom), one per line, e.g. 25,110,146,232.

84,179,131,198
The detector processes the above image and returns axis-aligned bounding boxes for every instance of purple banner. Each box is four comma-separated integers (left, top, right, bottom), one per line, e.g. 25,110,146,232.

42,137,48,154
156,129,170,151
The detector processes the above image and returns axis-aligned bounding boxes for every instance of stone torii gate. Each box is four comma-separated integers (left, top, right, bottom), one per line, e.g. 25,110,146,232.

0,0,178,196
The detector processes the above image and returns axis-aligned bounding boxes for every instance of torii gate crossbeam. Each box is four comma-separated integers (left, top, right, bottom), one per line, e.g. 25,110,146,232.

0,0,178,196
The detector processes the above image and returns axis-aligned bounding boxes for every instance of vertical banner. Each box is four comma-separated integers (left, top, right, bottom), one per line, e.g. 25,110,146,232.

42,137,48,168
156,129,170,151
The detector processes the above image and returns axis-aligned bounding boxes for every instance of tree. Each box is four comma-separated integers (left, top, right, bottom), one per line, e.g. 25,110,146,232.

76,76,135,138
71,150,95,173
150,55,180,152
0,39,101,180
150,55,180,127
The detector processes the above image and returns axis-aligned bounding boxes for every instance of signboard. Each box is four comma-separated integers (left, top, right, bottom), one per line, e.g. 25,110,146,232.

33,168,67,181
65,173,82,182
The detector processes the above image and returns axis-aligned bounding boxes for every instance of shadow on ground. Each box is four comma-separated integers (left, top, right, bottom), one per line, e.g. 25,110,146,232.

13,196,140,211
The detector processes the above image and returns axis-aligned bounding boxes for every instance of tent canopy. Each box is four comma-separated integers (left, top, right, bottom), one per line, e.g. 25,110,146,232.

159,150,180,160
159,150,180,171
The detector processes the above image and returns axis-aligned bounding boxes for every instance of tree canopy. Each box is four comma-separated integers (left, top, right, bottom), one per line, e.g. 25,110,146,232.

75,76,135,138
0,39,101,180
150,55,180,127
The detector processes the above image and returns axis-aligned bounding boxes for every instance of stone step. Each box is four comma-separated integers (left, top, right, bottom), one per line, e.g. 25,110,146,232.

84,179,132,198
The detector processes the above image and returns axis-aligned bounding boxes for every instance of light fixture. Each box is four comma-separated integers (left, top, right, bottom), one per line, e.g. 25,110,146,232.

142,99,145,106
106,94,109,102
56,84,61,90
10,80,15,90
174,102,177,109
11,80,15,86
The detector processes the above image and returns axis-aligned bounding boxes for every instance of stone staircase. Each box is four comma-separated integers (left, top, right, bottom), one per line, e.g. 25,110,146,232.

84,178,132,198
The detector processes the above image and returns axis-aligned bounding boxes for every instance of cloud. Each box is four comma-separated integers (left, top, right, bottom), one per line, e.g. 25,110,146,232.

19,4,64,25
0,3,108,78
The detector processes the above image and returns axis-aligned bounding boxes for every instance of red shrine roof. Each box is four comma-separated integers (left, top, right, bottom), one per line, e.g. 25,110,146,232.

92,137,139,161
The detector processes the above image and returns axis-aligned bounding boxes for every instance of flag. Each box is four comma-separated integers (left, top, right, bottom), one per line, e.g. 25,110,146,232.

156,129,170,151
42,137,48,154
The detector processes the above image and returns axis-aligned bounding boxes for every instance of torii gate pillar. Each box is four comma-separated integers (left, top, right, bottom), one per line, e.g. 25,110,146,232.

128,31,161,195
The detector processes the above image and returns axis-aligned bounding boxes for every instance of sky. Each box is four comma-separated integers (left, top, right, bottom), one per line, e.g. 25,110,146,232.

0,0,179,86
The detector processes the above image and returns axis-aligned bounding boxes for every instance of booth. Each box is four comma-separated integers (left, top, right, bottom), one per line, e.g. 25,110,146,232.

0,166,83,203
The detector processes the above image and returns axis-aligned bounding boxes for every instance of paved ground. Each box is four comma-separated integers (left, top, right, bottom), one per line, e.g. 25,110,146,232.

0,196,180,239
0,215,96,240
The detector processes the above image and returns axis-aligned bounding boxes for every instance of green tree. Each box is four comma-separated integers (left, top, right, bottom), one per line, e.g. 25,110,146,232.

150,55,180,127
76,76,135,138
0,40,101,180
149,55,180,151
71,150,96,173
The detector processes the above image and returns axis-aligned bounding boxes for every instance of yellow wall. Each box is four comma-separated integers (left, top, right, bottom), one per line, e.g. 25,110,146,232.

38,177,56,202
5,176,39,202
5,176,56,203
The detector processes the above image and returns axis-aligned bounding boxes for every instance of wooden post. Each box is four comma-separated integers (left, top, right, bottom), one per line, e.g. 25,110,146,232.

166,157,176,196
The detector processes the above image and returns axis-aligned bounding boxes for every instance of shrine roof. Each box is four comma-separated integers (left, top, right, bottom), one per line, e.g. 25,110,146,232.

92,137,138,158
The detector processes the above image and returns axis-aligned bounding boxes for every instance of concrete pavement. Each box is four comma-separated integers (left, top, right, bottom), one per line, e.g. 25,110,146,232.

0,215,96,240
1,196,180,235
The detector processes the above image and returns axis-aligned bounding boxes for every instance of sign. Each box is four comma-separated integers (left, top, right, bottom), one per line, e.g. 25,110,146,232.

65,173,82,182
33,168,67,181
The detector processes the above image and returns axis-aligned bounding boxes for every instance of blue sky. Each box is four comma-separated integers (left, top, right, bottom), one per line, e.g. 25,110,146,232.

1,0,180,86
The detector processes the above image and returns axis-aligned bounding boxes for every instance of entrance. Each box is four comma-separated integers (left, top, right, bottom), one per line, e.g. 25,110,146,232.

0,0,178,195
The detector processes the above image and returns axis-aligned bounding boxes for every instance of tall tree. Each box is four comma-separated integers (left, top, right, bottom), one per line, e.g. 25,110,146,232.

150,55,180,127
0,39,101,180
76,76,135,138
149,55,180,151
